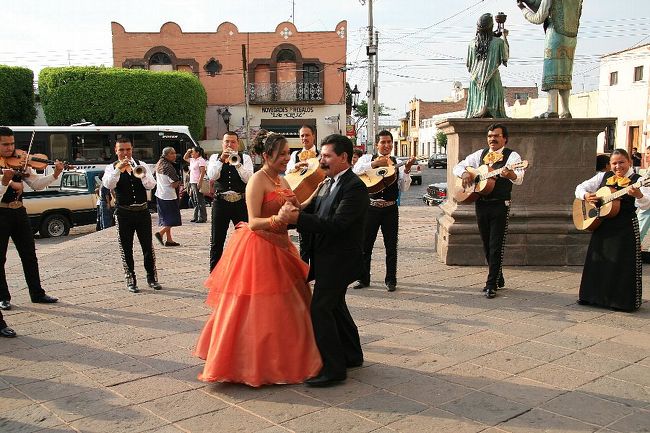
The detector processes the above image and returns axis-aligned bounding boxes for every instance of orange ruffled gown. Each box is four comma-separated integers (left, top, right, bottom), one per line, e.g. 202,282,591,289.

194,189,322,386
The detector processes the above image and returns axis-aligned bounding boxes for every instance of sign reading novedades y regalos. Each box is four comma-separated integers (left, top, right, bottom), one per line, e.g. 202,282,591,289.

261,106,314,118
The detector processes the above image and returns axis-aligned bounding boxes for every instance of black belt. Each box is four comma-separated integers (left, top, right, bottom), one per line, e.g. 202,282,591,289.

117,203,148,211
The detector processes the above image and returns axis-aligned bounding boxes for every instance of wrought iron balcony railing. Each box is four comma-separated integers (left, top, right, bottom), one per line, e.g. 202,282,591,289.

248,82,324,103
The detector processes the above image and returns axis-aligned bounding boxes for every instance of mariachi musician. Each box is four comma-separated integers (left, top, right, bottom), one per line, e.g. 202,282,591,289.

103,136,161,293
453,123,524,299
350,130,415,292
0,126,62,310
206,131,254,271
286,125,320,263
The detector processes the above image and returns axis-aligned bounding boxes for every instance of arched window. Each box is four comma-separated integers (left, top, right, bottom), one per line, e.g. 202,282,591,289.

276,49,296,63
149,52,173,71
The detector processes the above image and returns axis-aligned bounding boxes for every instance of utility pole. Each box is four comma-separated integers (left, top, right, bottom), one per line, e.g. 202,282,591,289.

374,30,379,142
365,0,376,152
241,44,250,149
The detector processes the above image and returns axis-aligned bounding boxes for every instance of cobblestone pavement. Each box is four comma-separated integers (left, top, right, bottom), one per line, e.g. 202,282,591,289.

1,206,649,433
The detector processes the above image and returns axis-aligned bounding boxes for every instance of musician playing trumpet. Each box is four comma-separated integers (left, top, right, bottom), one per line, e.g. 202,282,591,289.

453,123,524,299
350,130,415,292
574,149,648,312
207,131,254,271
103,137,160,293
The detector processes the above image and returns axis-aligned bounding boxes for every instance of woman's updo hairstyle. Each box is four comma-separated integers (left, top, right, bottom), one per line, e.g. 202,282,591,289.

252,129,287,161
611,148,631,162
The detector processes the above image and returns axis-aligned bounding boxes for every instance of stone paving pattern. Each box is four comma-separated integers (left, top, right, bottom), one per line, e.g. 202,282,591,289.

1,206,649,433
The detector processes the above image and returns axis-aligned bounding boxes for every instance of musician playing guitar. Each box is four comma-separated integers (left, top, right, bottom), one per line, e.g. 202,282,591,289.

286,125,320,263
574,149,648,312
350,130,415,292
453,123,525,299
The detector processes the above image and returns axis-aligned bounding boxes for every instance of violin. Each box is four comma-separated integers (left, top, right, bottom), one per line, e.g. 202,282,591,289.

2,149,74,172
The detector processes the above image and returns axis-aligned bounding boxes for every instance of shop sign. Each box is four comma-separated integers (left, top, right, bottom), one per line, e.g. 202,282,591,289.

261,106,315,119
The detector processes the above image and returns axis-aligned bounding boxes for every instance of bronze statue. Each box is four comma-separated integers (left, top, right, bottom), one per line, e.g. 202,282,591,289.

517,0,583,118
465,13,509,119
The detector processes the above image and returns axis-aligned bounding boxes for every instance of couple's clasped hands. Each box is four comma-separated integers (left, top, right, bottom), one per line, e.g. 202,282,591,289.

278,201,300,225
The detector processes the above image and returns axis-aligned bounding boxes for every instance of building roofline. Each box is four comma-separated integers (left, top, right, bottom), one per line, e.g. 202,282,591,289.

601,43,650,59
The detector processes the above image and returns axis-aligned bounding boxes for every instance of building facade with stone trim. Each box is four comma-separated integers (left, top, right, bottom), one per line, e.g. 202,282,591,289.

112,21,348,152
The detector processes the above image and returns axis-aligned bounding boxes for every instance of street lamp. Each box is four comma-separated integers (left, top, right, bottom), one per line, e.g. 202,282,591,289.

219,107,231,132
351,85,360,109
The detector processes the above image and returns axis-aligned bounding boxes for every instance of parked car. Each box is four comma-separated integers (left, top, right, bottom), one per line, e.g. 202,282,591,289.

422,182,447,206
22,169,103,237
396,157,423,185
428,153,447,169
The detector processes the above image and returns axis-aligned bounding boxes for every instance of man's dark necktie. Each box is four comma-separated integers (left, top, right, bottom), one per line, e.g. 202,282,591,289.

317,178,334,217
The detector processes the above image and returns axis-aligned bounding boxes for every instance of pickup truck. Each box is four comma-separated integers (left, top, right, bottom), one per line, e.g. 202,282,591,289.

22,169,104,238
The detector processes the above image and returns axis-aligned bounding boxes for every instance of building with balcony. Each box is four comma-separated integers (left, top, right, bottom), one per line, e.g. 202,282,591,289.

112,21,347,152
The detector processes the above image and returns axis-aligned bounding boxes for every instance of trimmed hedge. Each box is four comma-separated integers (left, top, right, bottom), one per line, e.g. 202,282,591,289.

39,67,207,139
0,65,36,125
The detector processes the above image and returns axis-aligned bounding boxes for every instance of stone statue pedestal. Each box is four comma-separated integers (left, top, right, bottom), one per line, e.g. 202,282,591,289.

435,118,615,266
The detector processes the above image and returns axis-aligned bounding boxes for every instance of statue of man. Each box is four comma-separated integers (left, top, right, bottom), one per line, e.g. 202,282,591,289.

465,13,509,119
518,0,583,118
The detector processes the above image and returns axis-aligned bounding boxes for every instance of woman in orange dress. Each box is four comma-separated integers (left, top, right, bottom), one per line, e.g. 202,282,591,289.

194,130,322,386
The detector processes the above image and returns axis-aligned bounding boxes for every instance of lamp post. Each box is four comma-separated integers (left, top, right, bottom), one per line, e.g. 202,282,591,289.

220,107,232,132
351,84,360,109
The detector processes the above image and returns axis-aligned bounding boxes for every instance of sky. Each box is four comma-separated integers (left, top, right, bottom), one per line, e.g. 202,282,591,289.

2,0,649,123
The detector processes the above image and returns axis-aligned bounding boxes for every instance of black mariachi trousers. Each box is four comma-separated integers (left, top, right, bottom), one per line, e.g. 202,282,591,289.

114,207,157,283
360,204,399,286
475,200,509,290
0,207,46,302
209,197,248,271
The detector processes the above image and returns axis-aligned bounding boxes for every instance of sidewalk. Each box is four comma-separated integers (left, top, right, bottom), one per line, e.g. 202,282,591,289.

1,206,648,433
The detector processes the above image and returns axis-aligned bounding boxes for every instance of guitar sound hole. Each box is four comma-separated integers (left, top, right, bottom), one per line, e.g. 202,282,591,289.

300,168,308,175
377,169,387,176
587,208,599,219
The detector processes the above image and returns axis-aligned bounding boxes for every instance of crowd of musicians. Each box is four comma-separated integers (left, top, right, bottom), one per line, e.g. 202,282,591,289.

0,123,645,386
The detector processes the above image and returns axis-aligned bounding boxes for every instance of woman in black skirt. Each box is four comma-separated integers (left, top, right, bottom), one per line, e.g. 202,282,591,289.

575,149,647,312
154,147,182,247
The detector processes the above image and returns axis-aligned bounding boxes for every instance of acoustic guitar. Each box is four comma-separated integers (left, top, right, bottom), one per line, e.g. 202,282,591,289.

572,175,650,231
358,157,427,194
284,157,326,203
453,160,529,204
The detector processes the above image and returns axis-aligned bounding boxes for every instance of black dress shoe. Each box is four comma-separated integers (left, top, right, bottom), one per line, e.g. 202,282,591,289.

577,299,590,306
148,280,162,290
349,280,369,290
189,219,197,222
31,294,58,304
346,360,363,368
305,373,346,387
385,282,397,292
485,288,496,299
498,275,505,289
165,241,180,247
0,326,16,338
154,232,164,246
128,284,140,293
0,300,11,310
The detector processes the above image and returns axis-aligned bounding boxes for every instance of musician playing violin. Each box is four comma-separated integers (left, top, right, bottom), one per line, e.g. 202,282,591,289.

575,149,648,312
0,126,62,311
453,123,525,299
350,130,415,292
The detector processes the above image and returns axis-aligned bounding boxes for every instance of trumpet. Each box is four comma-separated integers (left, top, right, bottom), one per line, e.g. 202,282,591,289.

133,165,147,179
223,150,240,166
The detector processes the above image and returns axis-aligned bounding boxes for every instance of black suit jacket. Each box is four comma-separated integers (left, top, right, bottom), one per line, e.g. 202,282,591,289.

297,169,369,287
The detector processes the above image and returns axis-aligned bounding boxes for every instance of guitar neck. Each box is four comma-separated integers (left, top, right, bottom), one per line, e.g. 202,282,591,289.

481,164,515,180
603,179,644,203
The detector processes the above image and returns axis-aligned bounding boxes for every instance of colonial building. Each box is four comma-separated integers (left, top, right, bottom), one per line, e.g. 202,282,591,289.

111,21,348,152
598,43,650,153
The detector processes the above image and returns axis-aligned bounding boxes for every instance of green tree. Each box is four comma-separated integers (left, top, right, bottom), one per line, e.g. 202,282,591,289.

436,130,448,149
39,67,207,138
0,65,36,125
351,100,392,141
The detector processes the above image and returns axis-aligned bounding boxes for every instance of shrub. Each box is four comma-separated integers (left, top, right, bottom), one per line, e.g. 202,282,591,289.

0,65,36,125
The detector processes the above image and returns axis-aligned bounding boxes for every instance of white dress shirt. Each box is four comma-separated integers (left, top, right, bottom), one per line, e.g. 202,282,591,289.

206,153,254,192
102,159,156,190
575,168,650,210
452,147,525,185
352,154,412,192
0,168,57,198
286,148,317,173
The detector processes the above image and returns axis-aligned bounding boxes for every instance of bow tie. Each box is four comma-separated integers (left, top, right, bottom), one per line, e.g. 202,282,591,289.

483,151,503,165
299,149,316,161
606,175,631,187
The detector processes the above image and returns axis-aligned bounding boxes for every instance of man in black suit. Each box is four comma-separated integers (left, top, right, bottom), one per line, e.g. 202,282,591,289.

279,134,369,387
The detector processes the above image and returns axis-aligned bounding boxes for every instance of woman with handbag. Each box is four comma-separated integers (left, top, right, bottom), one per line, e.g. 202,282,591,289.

183,145,208,223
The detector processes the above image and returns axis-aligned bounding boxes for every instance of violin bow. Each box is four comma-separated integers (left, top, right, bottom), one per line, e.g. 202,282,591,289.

22,131,36,173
